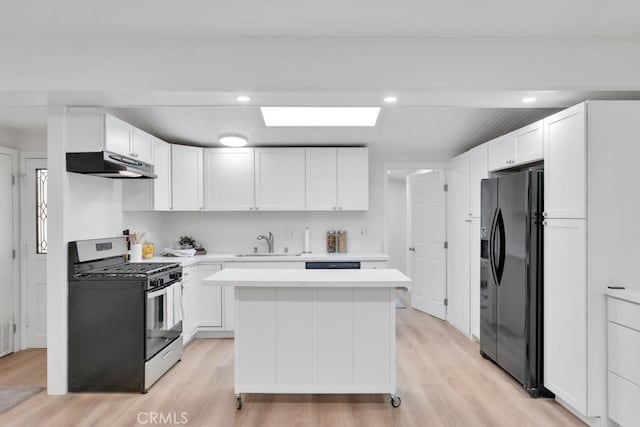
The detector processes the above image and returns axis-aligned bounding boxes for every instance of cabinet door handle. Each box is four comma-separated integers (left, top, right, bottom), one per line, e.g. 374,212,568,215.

542,212,547,217
333,206,337,210
543,220,548,226
338,206,343,210
249,207,254,210
129,153,138,158
409,247,416,252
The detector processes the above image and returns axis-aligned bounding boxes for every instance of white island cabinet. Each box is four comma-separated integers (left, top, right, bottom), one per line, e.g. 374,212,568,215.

203,268,410,409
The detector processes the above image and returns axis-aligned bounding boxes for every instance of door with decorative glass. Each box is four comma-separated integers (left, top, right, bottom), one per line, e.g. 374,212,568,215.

25,159,47,348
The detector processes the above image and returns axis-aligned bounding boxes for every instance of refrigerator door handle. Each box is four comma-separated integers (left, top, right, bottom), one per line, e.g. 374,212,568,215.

489,209,499,285
495,209,506,285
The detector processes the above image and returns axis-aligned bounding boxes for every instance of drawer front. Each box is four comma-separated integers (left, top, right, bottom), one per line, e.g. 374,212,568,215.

608,322,640,386
608,297,640,332
608,371,640,426
361,261,388,269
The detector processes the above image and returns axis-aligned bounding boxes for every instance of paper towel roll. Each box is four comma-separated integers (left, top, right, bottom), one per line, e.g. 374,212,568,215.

303,227,310,253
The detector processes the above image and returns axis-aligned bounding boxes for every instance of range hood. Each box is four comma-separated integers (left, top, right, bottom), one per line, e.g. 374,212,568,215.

66,151,156,179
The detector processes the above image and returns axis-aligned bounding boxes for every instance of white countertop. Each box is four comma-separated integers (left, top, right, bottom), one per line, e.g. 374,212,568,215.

138,252,389,267
203,268,411,288
605,289,640,305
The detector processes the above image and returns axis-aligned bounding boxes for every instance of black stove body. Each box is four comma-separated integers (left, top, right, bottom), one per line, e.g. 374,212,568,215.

68,237,183,393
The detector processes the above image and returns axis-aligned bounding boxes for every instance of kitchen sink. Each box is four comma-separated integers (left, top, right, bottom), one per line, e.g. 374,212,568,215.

235,253,302,257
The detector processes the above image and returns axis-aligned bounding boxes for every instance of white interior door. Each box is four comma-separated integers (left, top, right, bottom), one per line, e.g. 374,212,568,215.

0,153,15,357
25,159,47,348
409,170,447,319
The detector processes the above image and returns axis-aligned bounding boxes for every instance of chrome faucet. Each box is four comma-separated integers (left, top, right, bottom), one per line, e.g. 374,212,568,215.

257,232,274,253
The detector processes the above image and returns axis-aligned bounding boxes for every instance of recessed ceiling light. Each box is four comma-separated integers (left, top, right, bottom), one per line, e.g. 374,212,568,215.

236,95,251,102
522,97,537,104
261,107,380,127
384,96,398,103
219,136,248,147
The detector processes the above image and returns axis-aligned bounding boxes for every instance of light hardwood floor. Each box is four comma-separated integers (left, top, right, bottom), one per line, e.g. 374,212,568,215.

0,291,583,427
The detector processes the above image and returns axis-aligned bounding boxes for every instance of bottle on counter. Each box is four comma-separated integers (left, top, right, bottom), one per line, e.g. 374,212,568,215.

326,230,337,253
337,231,347,253
303,227,311,253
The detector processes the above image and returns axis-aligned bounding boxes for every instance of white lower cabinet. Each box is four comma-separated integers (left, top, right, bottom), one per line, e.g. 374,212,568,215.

607,296,640,427
196,263,223,328
181,265,198,342
543,218,587,413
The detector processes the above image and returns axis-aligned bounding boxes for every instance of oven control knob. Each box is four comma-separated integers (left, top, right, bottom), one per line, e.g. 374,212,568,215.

170,272,182,280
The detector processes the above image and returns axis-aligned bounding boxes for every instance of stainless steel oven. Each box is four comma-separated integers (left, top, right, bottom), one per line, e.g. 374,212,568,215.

146,281,183,361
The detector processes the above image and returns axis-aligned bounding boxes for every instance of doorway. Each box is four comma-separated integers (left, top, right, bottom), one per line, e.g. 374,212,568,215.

384,166,447,319
0,147,19,358
21,156,48,348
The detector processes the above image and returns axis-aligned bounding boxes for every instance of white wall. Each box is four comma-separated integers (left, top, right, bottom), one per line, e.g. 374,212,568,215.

0,126,46,152
47,109,123,394
386,177,407,272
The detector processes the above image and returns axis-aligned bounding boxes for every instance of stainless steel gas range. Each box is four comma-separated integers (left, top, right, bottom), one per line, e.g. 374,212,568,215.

68,237,183,393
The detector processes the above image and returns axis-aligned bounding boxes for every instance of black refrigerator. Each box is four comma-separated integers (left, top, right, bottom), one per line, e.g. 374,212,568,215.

479,169,548,397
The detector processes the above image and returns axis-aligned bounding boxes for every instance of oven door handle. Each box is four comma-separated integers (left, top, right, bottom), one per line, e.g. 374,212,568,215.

146,280,180,299
147,286,168,299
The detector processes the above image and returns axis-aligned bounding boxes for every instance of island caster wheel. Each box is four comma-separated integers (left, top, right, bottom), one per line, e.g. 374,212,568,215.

390,394,401,408
235,394,242,410
480,350,490,360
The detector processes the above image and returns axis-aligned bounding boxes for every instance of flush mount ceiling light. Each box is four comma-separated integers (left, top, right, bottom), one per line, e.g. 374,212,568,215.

521,97,537,104
383,96,398,103
260,107,380,127
236,95,251,102
219,136,248,147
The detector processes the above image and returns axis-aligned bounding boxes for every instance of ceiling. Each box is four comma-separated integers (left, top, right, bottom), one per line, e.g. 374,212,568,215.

113,106,557,157
2,1,640,38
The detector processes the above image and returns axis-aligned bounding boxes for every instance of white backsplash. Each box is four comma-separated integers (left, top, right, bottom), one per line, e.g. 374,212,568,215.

123,210,383,255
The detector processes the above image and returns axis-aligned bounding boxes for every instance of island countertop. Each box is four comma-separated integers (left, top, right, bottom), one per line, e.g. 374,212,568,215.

202,268,411,288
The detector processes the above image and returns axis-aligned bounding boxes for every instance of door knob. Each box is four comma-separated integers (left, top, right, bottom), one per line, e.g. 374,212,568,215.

409,247,416,252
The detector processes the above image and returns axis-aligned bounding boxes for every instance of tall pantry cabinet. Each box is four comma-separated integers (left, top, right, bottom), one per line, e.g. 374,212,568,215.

542,103,589,414
543,101,640,421
446,144,488,338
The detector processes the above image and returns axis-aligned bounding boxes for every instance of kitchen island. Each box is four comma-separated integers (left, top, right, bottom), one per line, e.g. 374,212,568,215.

203,268,411,409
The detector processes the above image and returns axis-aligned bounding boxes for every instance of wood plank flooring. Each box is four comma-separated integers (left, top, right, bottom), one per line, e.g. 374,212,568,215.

0,291,583,426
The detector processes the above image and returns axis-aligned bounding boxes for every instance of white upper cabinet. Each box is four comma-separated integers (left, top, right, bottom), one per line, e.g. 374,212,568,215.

204,148,255,211
306,148,338,210
487,120,544,172
131,128,154,164
152,140,172,210
122,138,172,211
468,144,488,218
306,147,369,211
543,103,587,219
487,134,514,171
513,120,543,165
255,148,306,210
171,144,204,211
337,148,369,210
104,114,133,157
66,110,155,166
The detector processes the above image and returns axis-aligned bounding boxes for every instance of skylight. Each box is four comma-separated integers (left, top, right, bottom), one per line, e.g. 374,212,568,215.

260,107,380,127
